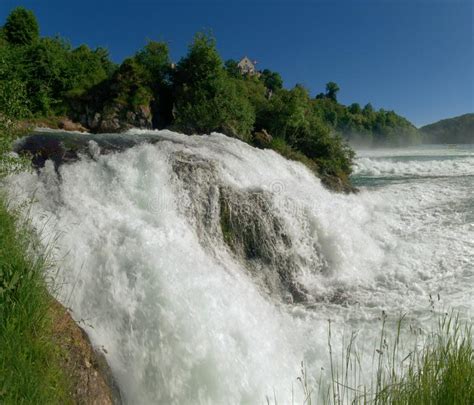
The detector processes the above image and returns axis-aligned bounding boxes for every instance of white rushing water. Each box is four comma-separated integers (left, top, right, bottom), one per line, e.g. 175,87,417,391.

7,132,474,404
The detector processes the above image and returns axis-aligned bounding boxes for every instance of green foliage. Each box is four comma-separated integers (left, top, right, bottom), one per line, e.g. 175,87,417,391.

3,7,39,46
256,85,353,179
292,312,473,405
350,107,420,146
313,97,345,127
259,69,283,92
269,137,319,173
258,85,316,143
325,81,340,102
173,33,255,138
173,33,225,133
313,92,422,147
20,37,76,113
0,79,29,120
221,78,256,139
0,7,425,186
315,92,325,100
94,47,116,77
296,131,354,177
0,13,114,116
0,76,31,177
0,52,71,403
134,40,171,88
174,33,222,85
66,45,113,97
348,102,361,114
110,58,152,107
0,198,71,404
224,59,241,78
134,41,173,127
375,314,474,404
239,76,268,117
363,102,374,114
421,113,474,144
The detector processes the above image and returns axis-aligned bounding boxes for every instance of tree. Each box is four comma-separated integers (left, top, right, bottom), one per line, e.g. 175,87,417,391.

348,102,361,114
172,33,255,138
21,37,72,114
101,58,152,110
363,103,374,114
259,69,283,92
257,86,309,142
240,77,268,129
325,81,340,102
134,41,171,88
0,77,30,177
257,85,354,178
259,85,330,145
66,44,111,96
224,59,241,78
4,7,39,45
134,41,173,127
94,47,116,77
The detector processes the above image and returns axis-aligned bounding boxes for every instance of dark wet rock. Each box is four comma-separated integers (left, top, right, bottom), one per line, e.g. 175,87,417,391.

252,129,273,149
95,104,152,133
71,102,153,134
218,186,310,302
57,118,88,132
321,174,358,194
171,152,314,303
14,131,165,169
217,122,242,140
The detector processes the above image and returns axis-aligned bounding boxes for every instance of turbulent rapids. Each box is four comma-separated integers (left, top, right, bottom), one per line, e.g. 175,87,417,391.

7,130,474,404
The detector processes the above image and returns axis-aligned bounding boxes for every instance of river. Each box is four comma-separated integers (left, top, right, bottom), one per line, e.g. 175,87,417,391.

7,132,474,404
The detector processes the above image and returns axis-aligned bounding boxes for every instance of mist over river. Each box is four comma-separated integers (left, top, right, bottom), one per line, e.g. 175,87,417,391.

7,132,474,404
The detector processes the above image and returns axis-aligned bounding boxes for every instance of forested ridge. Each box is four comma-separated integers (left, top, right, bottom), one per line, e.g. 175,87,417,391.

1,7,425,191
421,113,474,144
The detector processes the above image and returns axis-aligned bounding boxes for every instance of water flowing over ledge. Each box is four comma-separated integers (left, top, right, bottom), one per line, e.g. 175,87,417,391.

7,131,474,404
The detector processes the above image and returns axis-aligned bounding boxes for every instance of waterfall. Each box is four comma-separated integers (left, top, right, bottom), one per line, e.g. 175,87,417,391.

7,130,473,404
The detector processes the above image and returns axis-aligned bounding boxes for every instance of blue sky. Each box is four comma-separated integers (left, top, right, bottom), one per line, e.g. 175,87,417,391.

1,0,472,126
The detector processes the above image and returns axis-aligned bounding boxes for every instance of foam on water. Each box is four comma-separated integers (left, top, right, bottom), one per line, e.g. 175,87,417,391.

6,131,474,404
354,156,474,178
355,145,474,158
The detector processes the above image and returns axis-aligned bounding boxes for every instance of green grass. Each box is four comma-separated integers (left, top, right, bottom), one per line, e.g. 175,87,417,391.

293,312,474,405
0,196,71,404
0,80,72,403
374,313,474,405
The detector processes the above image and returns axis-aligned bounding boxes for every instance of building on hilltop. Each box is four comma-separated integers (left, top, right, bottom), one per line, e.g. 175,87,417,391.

238,56,259,76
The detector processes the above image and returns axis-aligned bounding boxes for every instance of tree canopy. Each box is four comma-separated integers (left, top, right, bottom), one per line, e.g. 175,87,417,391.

259,69,283,92
3,7,39,45
172,33,254,138
325,81,340,102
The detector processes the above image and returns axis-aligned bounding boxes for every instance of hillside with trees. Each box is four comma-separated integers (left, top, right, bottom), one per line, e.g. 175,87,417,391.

1,7,423,191
420,113,474,144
